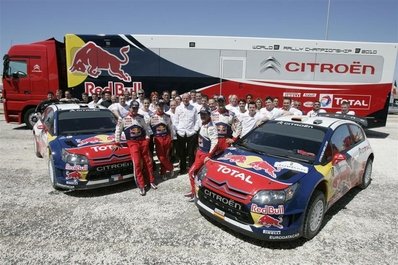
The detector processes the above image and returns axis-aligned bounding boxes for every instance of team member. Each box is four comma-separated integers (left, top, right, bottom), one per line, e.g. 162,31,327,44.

166,100,179,164
281,97,302,116
150,100,174,180
35,91,59,114
240,102,263,137
100,91,112,108
109,95,129,118
337,101,356,115
174,93,200,174
307,101,326,117
60,89,78,102
259,96,284,120
88,93,100,107
113,101,157,196
211,96,242,153
186,106,218,202
236,99,248,120
81,92,89,103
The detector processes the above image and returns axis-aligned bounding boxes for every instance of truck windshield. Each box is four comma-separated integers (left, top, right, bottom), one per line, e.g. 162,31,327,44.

57,109,117,135
236,120,326,163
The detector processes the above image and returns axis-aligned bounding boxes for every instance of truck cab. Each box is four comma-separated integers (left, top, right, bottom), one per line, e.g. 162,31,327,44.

2,38,65,129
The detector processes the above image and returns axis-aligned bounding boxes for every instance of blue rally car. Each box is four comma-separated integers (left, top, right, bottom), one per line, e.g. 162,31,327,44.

194,115,373,240
33,103,133,190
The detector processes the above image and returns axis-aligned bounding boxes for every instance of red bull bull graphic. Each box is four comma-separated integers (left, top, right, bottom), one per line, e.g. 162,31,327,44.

69,41,131,82
258,215,284,229
249,161,280,178
76,135,115,147
66,171,82,180
218,152,247,163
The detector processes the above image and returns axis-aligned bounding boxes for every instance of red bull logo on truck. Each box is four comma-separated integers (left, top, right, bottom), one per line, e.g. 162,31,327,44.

69,41,132,82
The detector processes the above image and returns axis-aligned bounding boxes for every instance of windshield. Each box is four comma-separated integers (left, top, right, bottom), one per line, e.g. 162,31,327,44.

236,120,326,163
57,109,117,135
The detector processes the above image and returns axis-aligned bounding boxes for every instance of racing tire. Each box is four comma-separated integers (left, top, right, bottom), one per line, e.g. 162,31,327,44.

359,159,372,189
303,190,326,240
48,155,63,190
33,135,43,158
24,108,38,130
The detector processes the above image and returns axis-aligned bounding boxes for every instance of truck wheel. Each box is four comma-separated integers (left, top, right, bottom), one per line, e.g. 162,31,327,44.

48,155,62,190
24,108,38,129
359,159,372,189
303,190,325,239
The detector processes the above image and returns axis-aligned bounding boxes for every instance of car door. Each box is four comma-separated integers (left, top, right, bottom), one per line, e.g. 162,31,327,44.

347,124,368,187
39,108,55,156
328,124,355,205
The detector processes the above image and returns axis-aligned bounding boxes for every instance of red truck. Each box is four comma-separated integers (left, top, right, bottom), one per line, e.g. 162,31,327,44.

2,34,397,128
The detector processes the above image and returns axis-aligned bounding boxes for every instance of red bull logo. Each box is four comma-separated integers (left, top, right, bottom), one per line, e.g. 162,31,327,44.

258,215,283,229
219,153,247,163
70,41,131,82
249,161,280,178
66,171,82,180
77,136,102,146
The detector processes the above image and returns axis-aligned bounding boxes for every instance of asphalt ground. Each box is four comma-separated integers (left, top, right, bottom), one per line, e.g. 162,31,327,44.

0,105,397,265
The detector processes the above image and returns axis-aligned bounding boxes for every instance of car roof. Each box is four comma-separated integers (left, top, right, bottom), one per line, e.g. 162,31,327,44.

49,103,108,112
274,115,357,129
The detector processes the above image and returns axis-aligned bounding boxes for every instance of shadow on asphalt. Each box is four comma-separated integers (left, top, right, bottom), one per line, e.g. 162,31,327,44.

365,129,389,139
199,185,367,249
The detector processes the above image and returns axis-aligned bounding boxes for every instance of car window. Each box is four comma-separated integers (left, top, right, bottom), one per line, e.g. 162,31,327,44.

43,109,55,134
349,124,364,144
330,125,353,153
57,109,117,135
238,120,326,163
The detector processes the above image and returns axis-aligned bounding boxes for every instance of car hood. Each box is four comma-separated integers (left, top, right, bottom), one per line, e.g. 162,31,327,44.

55,133,130,165
204,147,313,194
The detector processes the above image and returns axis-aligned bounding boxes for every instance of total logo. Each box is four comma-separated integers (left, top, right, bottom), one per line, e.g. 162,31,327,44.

319,94,333,108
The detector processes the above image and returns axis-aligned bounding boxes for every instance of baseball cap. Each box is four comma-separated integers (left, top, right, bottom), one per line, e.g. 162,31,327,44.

198,106,211,115
217,95,226,103
130,101,140,108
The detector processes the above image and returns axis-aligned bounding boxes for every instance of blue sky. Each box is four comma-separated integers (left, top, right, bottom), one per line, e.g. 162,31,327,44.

1,0,397,78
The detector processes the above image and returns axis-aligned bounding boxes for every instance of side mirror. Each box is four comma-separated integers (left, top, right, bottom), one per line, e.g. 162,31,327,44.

332,153,346,165
12,71,27,79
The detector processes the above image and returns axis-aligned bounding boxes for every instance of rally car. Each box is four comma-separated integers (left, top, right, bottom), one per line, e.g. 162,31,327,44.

33,103,133,190
195,115,373,241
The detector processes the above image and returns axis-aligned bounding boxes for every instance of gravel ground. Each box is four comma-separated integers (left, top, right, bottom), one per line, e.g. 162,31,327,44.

0,106,397,265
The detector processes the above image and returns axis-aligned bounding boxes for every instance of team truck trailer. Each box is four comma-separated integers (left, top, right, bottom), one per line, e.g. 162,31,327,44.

2,34,397,128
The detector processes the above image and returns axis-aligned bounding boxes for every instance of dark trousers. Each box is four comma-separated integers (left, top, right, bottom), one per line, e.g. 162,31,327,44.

176,133,197,172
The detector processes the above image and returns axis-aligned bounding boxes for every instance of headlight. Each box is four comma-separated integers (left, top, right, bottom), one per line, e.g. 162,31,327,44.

252,183,298,205
62,149,88,165
197,165,208,181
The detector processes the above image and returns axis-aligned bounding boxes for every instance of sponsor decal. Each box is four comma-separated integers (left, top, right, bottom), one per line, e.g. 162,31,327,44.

283,92,301,98
269,233,300,240
214,208,225,219
84,81,142,96
319,94,333,108
216,164,253,184
303,101,314,108
249,161,280,178
251,204,285,215
263,230,281,235
258,215,283,229
76,135,115,147
203,189,242,210
66,180,78,185
303,93,317,97
66,171,82,180
274,161,309,174
65,164,88,171
285,61,375,75
219,152,247,163
91,144,116,152
32,64,42,73
333,94,371,109
69,41,131,82
96,162,133,172
276,121,314,129
260,57,281,73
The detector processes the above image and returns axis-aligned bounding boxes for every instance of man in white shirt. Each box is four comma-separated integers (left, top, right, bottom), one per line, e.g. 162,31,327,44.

240,102,263,137
307,101,326,117
282,97,302,116
109,95,130,118
226,94,239,114
337,101,356,115
236,98,248,121
174,93,200,174
260,96,284,120
166,100,178,164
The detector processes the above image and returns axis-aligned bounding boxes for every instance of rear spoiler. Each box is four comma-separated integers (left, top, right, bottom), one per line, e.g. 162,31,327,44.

318,113,368,128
